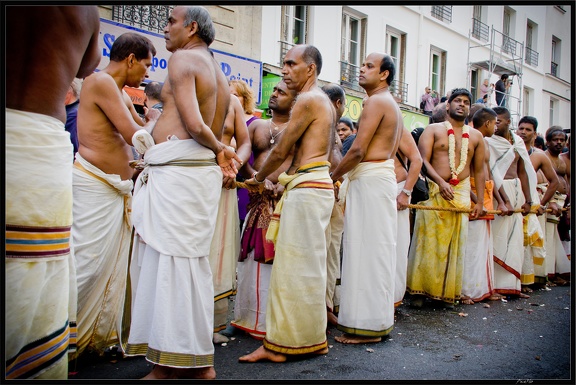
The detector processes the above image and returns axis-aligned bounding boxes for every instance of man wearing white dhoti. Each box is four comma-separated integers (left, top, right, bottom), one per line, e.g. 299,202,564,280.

120,6,241,380
330,53,404,344
72,32,158,356
485,107,533,298
5,6,100,379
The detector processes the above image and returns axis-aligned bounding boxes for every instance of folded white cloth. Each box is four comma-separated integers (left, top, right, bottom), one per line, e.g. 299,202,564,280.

132,129,155,154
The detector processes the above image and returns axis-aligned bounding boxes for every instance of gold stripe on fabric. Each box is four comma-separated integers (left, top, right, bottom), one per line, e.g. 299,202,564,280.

521,274,535,284
337,324,394,338
146,347,214,367
263,339,328,355
214,289,236,302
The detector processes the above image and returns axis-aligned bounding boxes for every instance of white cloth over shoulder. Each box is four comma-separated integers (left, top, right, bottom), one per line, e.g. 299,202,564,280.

132,138,222,258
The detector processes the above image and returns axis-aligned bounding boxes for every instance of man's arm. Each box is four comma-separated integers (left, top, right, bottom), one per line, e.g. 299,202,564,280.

122,90,145,126
330,97,382,181
517,157,532,215
470,132,486,219
418,125,454,201
223,97,252,188
397,129,422,210
75,7,101,79
534,153,561,215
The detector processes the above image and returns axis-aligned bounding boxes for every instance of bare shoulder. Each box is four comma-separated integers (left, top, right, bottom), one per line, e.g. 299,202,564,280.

169,49,210,74
469,127,484,142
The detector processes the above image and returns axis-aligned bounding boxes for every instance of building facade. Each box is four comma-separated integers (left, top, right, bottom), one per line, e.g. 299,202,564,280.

99,4,572,133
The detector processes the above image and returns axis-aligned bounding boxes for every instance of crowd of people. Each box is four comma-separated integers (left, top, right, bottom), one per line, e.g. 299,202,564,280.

6,5,571,380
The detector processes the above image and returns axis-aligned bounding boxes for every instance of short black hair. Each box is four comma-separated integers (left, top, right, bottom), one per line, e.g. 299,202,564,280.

472,107,497,129
321,83,345,104
492,106,510,119
379,54,395,85
534,135,546,150
448,88,472,104
545,126,567,142
500,74,509,81
338,117,354,130
518,116,538,131
110,32,156,62
144,81,163,100
302,45,323,76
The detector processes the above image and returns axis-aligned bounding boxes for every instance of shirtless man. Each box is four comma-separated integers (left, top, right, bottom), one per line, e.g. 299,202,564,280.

485,106,533,299
240,44,335,362
330,53,403,344
231,80,297,340
516,117,561,289
407,88,486,309
321,83,347,326
542,127,571,285
122,6,240,380
6,6,101,379
72,33,159,356
210,94,251,343
393,128,423,308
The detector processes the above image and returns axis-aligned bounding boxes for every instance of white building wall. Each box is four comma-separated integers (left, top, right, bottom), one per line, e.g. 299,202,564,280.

259,5,570,132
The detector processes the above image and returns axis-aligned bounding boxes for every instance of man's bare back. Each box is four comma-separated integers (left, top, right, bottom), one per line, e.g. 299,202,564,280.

6,6,100,123
153,48,230,146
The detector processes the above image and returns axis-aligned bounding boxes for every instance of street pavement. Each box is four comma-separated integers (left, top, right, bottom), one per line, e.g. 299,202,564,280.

69,285,572,381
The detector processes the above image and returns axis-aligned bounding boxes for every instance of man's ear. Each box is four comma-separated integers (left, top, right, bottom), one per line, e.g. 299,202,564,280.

188,20,198,38
307,62,316,77
128,53,136,67
379,70,389,82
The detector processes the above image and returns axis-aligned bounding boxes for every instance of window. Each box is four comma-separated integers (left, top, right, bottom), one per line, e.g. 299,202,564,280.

280,6,309,65
431,6,452,23
551,36,560,77
525,21,539,67
472,6,489,41
113,5,173,34
386,28,407,102
341,8,366,66
282,6,308,45
523,87,531,117
549,99,556,126
470,69,478,102
430,47,446,96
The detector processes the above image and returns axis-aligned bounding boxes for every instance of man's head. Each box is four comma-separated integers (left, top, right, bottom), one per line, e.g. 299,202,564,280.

534,135,546,151
425,86,431,94
472,107,497,137
431,102,447,123
65,78,82,105
282,44,322,91
164,6,215,52
229,79,256,115
492,106,510,137
500,74,509,82
467,103,485,125
516,116,539,145
144,81,163,107
337,117,355,141
268,80,296,115
359,52,395,90
109,33,156,87
446,88,472,122
545,126,567,155
321,83,347,120
483,78,489,86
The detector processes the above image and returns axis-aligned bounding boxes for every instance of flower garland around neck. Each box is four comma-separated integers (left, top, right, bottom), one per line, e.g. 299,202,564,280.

444,121,470,186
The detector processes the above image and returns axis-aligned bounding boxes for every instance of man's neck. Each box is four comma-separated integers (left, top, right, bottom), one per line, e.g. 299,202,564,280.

271,112,290,125
103,64,129,91
298,77,318,94
447,117,465,129
364,83,389,97
546,149,560,158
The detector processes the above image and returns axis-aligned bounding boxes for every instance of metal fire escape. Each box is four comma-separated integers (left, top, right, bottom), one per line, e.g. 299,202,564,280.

467,18,524,126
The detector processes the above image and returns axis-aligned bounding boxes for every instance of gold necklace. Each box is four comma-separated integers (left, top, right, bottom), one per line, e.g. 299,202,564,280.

269,119,288,144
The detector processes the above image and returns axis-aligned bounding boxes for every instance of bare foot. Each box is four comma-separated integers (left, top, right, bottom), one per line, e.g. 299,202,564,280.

335,333,381,344
314,347,329,355
521,286,533,294
141,365,173,380
461,297,474,305
518,292,530,299
327,311,338,327
488,293,505,301
238,346,287,363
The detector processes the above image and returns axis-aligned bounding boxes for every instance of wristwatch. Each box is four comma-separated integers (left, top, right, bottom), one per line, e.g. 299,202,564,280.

402,188,412,197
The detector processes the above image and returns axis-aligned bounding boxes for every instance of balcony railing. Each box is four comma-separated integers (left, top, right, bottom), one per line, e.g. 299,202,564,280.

112,5,173,34
390,80,408,104
525,46,539,67
339,61,362,92
471,18,489,42
278,40,295,66
431,6,452,23
551,61,558,77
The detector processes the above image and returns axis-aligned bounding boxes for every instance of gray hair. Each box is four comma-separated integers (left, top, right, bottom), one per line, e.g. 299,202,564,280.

70,78,82,98
183,6,216,46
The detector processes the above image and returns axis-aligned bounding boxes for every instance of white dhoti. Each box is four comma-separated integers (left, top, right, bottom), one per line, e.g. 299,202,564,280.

492,178,524,295
6,109,76,379
326,201,344,313
337,160,397,337
545,192,570,277
263,163,334,354
209,187,240,332
121,138,222,368
72,153,133,355
395,181,410,307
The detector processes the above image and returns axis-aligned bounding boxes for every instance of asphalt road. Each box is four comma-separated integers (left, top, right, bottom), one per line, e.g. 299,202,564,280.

69,285,572,382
